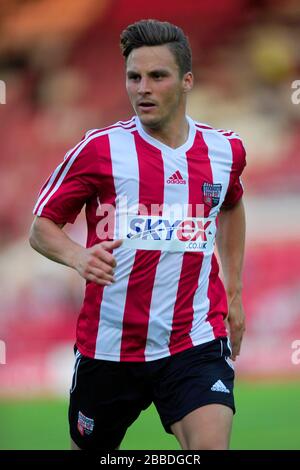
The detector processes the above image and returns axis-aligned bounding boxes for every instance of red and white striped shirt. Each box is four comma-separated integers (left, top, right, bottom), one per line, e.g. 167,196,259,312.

33,116,246,362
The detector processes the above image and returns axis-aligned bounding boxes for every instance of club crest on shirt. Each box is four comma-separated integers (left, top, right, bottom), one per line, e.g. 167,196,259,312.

202,182,222,207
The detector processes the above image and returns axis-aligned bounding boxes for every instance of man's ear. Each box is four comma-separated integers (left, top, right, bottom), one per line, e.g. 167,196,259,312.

183,72,193,93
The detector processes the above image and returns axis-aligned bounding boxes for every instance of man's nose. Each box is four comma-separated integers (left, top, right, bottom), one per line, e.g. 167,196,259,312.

138,77,151,94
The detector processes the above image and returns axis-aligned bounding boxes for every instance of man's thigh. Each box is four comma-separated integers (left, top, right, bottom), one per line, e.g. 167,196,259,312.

152,337,235,448
171,403,233,450
68,349,152,450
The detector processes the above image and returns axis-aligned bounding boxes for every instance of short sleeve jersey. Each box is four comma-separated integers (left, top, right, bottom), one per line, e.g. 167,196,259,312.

33,116,246,362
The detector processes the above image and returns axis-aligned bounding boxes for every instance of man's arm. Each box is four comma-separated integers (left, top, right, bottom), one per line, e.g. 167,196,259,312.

29,216,122,286
216,198,246,361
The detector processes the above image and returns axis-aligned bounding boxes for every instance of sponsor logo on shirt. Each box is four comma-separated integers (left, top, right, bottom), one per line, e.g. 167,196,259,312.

124,215,215,252
95,198,217,252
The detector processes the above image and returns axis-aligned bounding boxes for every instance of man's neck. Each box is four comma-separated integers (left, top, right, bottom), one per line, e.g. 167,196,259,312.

141,115,190,149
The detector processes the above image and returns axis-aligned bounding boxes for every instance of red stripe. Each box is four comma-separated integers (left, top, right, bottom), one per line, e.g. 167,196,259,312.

76,134,117,357
133,131,165,217
228,137,243,179
187,130,214,218
221,132,234,137
120,250,161,361
34,122,136,215
224,137,245,206
227,139,237,194
120,131,164,361
169,252,203,354
76,282,105,358
34,132,97,214
34,154,76,214
206,255,228,337
169,131,213,353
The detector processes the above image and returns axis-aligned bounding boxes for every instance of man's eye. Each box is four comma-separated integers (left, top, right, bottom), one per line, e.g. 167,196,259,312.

129,75,140,81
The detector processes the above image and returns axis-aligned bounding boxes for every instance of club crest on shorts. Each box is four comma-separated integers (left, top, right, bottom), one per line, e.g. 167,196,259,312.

202,182,222,207
77,411,94,436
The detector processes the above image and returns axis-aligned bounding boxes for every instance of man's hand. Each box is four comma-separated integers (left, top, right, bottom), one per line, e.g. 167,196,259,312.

74,239,123,286
29,216,123,286
226,293,246,361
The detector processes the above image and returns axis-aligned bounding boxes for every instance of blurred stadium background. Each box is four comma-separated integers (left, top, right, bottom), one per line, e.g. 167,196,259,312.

0,0,299,450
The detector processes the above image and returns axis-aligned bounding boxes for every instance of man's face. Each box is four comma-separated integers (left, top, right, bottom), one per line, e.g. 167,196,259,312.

126,45,193,129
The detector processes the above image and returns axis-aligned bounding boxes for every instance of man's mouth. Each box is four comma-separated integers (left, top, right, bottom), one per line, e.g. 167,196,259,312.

137,102,157,111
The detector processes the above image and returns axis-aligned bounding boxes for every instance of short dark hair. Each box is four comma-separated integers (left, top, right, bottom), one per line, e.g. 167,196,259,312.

120,19,192,76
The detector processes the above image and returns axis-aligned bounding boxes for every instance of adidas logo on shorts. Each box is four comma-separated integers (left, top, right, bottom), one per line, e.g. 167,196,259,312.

211,379,230,393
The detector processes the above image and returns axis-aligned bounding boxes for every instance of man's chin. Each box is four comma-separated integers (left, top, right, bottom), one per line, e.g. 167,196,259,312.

137,114,161,130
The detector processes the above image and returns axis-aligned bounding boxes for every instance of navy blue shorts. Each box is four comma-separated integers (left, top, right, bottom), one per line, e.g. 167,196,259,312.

69,337,235,450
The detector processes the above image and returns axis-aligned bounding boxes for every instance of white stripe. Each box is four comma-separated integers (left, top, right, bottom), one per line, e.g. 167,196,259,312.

225,356,235,370
75,349,81,359
117,117,136,126
84,120,135,141
144,150,189,359
84,128,99,139
33,161,65,214
94,131,140,360
145,252,183,359
84,118,135,139
227,336,232,354
34,126,136,217
94,247,137,360
108,129,140,237
36,151,81,216
189,253,215,345
202,130,233,216
70,352,81,393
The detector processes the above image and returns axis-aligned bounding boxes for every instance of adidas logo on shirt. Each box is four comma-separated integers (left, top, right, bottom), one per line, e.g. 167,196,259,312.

211,380,230,393
167,170,186,184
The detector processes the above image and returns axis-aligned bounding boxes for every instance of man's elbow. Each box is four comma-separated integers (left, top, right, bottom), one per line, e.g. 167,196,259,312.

220,197,244,212
29,219,39,251
29,216,64,251
29,216,46,251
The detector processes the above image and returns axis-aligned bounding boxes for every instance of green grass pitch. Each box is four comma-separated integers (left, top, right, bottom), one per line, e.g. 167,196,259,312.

0,381,299,450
